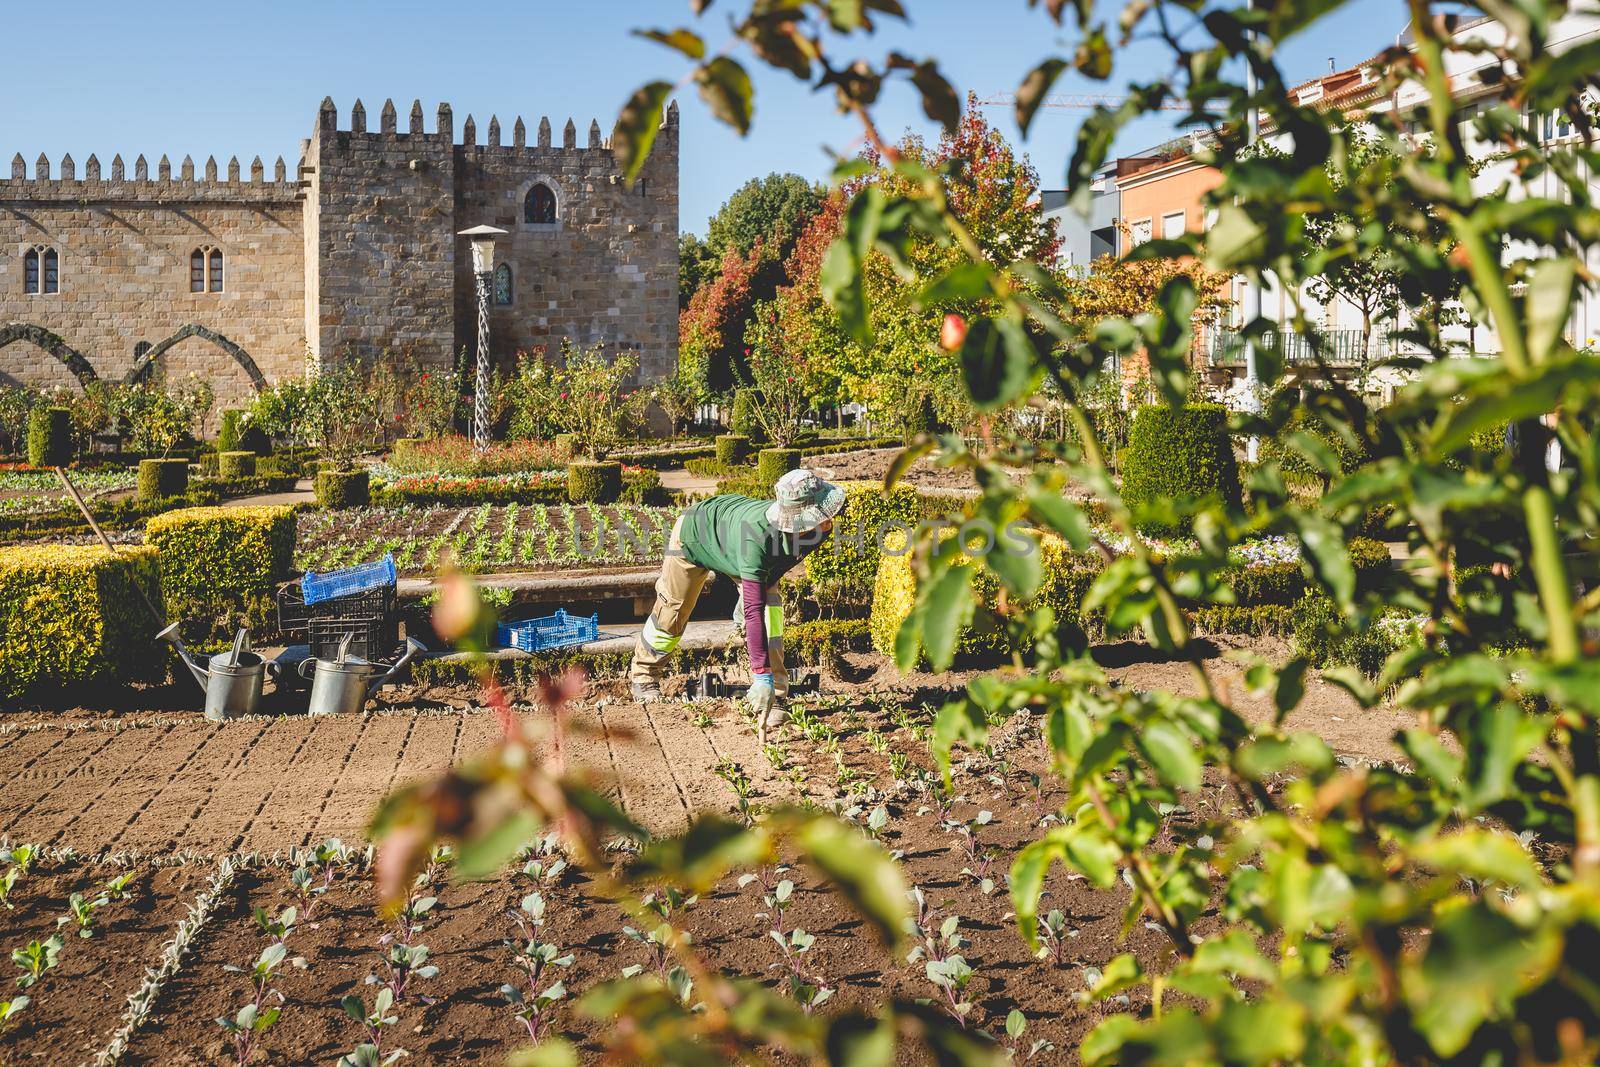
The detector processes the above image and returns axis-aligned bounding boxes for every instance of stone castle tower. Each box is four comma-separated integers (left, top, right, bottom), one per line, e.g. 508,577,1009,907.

0,97,679,406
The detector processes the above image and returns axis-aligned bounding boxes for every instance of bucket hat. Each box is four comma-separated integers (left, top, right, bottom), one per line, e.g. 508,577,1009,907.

766,468,846,534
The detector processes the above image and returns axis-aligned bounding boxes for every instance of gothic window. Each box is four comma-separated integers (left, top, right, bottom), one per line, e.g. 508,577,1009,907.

191,247,224,293
24,247,58,294
524,182,557,224
493,263,513,306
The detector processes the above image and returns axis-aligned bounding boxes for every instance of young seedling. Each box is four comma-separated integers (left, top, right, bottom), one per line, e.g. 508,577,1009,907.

904,888,965,967
1002,1009,1055,1061
619,922,676,978
768,926,834,1015
500,979,567,1044
369,942,438,1005
714,759,758,826
224,943,291,1010
338,987,404,1065
945,811,998,895
59,891,105,938
0,995,28,1033
1034,909,1077,967
924,953,975,1028
0,846,37,912
641,887,697,924
253,905,298,944
100,871,137,903
12,934,63,988
215,1001,281,1066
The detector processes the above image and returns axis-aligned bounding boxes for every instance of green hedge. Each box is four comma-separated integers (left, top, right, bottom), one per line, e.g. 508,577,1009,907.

870,532,1393,664
756,448,801,491
137,458,190,501
316,469,370,509
218,450,256,479
684,457,735,478
0,544,165,700
371,468,664,508
145,505,296,644
218,409,269,454
568,460,622,504
27,406,73,468
730,389,762,440
715,434,751,465
803,482,969,610
1121,404,1241,534
553,433,580,460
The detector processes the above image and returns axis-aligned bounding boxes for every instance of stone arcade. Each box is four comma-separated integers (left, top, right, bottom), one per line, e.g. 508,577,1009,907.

0,97,680,406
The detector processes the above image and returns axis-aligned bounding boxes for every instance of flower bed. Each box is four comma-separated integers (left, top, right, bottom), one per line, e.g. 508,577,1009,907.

383,436,568,477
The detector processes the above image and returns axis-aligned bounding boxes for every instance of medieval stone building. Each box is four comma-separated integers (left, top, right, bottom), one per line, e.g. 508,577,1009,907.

0,97,679,407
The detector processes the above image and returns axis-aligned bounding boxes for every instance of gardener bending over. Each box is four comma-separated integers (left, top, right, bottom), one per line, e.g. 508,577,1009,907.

630,469,846,737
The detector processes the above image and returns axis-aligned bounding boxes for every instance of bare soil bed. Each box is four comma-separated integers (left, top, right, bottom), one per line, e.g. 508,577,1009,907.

0,641,1410,1062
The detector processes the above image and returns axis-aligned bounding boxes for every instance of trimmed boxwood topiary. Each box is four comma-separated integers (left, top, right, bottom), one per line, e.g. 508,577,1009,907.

26,406,74,468
731,389,763,441
0,543,165,699
217,409,270,455
715,434,751,465
316,469,370,509
146,504,296,643
567,460,622,503
1121,404,1240,534
553,433,581,460
391,437,424,459
218,450,256,479
137,458,190,501
804,481,970,609
756,448,800,491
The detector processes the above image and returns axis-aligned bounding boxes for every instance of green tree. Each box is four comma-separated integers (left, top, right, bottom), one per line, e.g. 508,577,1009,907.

704,173,822,266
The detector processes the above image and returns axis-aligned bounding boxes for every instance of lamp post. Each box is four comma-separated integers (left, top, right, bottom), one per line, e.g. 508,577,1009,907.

458,225,508,452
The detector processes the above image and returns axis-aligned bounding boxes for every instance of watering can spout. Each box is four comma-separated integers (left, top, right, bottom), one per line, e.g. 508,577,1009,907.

368,638,426,698
156,621,209,689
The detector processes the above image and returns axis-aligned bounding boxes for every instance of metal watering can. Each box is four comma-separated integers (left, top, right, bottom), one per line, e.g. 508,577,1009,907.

161,625,266,722
299,634,425,717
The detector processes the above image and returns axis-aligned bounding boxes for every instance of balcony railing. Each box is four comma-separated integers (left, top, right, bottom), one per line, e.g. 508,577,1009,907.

1204,328,1391,368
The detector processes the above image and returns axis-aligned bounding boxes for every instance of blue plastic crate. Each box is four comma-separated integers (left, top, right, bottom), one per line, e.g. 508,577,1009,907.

497,610,600,653
301,553,397,606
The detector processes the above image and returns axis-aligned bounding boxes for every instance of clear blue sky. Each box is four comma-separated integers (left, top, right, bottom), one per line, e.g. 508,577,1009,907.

1,0,1405,235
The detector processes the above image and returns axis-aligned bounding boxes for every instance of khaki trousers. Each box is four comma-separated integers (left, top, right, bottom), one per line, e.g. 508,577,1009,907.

630,516,787,694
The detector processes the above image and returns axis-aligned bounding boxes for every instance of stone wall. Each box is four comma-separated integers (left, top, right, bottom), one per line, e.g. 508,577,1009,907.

0,156,305,407
450,103,679,382
305,98,458,369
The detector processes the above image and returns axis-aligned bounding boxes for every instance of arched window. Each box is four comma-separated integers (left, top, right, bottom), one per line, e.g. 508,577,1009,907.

23,247,57,294
191,247,224,293
523,183,557,225
493,263,513,306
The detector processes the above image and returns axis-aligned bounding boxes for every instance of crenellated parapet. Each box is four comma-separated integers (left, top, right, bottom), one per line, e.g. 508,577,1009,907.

304,97,678,157
1,147,301,204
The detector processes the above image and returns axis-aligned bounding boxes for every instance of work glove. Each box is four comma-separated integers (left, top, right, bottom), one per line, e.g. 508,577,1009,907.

748,673,781,743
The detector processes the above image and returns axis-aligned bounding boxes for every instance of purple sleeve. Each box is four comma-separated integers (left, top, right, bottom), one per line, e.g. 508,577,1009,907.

741,578,770,674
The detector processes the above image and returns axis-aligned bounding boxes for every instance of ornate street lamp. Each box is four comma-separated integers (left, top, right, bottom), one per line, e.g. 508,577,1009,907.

458,225,508,452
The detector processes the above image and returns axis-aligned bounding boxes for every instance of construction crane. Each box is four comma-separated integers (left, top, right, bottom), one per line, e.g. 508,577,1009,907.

975,92,1191,112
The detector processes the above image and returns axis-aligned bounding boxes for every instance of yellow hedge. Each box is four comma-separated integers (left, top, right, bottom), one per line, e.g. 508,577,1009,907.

146,505,297,642
0,544,164,699
869,530,1102,662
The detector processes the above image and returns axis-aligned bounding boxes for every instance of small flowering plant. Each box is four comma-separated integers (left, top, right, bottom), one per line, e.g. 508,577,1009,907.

508,342,648,459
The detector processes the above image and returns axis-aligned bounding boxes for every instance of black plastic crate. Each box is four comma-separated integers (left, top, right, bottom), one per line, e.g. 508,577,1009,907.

277,580,395,638
307,613,399,662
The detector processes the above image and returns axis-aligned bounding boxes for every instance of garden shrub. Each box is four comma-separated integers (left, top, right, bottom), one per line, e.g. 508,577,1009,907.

730,389,762,440
218,450,256,479
1258,409,1373,484
716,434,752,465
0,543,164,699
1290,593,1414,676
804,481,962,609
619,467,666,506
756,448,800,491
568,460,622,504
27,406,73,468
685,457,735,478
553,433,580,460
316,469,370,509
384,436,565,477
146,504,296,643
870,531,1102,662
218,409,269,454
197,451,219,476
392,436,424,458
1121,404,1240,534
137,457,190,501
